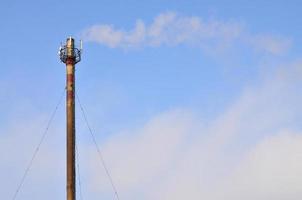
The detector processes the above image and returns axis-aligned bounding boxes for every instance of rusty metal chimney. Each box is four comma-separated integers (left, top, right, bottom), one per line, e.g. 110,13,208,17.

59,37,82,200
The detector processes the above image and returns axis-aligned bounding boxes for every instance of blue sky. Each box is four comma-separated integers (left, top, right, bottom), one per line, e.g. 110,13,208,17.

1,0,302,200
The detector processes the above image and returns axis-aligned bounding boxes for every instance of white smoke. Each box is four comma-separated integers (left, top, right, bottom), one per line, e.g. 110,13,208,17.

81,12,291,55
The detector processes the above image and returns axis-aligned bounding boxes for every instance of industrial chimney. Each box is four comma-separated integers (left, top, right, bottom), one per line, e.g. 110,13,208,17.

59,37,82,200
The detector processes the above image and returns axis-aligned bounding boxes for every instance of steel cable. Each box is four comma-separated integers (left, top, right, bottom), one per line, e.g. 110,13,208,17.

12,88,65,200
76,92,121,200
76,143,84,200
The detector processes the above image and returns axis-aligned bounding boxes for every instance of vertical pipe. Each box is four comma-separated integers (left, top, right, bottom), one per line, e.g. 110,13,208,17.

66,37,76,200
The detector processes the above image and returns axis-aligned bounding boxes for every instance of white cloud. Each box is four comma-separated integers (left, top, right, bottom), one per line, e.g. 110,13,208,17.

81,12,291,55
78,61,302,199
0,114,66,199
248,34,292,55
220,132,302,200
2,61,302,200
83,25,123,48
2,59,302,200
